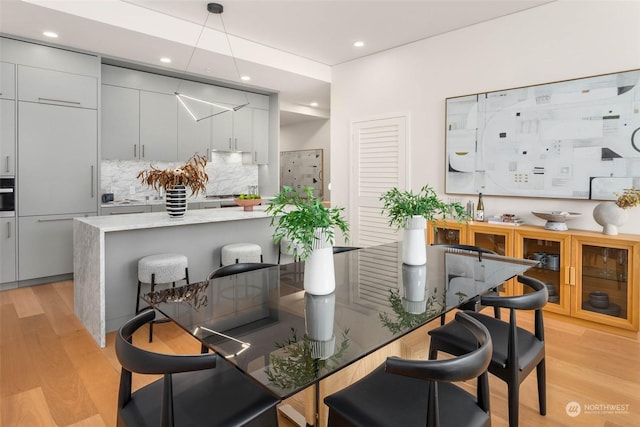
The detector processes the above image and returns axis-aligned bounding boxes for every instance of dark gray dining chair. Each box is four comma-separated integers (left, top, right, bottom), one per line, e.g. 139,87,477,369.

428,275,548,427
324,311,492,427
207,262,277,280
115,310,280,427
432,243,501,323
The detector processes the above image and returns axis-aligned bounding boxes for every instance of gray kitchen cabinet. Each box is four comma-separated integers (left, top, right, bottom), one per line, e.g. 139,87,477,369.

101,205,152,215
18,213,94,280
139,91,178,162
0,62,15,100
210,106,253,152
0,217,16,283
252,108,269,165
177,102,211,160
233,107,253,152
18,102,97,216
1,99,16,175
200,200,221,209
18,65,97,109
211,107,234,151
102,84,140,160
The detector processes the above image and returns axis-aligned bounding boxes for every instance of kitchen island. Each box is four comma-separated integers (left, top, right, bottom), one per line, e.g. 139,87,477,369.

73,206,278,347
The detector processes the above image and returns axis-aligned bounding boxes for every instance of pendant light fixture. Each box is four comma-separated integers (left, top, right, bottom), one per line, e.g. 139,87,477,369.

175,2,249,122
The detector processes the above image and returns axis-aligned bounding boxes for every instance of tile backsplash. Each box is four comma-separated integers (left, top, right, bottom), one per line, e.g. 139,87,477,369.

101,152,258,200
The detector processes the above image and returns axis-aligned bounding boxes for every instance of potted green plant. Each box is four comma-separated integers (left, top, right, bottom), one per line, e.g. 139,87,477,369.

266,186,349,295
137,153,208,217
380,185,469,265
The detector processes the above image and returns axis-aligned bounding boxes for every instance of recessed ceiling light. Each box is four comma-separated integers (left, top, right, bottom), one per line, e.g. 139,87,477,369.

353,41,364,47
160,57,172,63
43,31,58,38
240,75,251,81
310,102,319,107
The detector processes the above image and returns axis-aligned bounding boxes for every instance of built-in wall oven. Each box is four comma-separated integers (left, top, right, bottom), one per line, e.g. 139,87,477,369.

0,177,15,217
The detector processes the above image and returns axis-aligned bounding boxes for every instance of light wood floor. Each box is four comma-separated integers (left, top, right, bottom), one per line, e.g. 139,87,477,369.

1,280,639,426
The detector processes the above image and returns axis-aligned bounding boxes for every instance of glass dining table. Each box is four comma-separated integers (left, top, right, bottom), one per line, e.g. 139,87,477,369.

142,242,537,426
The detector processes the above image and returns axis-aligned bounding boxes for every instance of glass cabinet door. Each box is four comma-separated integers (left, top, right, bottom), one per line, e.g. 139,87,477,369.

514,229,572,315
428,220,465,245
468,224,514,294
573,234,638,331
468,227,510,256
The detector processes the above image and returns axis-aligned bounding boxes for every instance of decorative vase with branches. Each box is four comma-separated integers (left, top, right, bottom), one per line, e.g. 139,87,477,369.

137,154,208,217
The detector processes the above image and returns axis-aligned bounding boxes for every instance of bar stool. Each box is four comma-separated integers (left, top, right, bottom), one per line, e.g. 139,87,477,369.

137,253,189,342
220,243,263,266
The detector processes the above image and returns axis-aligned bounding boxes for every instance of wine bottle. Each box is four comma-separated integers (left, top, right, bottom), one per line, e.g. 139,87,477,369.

475,193,485,222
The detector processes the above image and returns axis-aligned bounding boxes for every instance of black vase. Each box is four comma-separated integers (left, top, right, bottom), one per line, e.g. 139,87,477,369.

165,185,187,217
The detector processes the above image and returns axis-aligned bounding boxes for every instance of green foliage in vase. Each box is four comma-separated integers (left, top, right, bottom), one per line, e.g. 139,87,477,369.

265,328,350,390
379,185,469,229
266,186,349,260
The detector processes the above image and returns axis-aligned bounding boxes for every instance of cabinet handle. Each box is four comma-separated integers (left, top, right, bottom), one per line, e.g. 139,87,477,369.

229,138,233,150
568,266,576,286
6,221,10,238
134,144,137,157
142,145,145,158
90,165,94,198
254,152,257,162
5,156,9,173
206,148,210,159
38,97,81,105
234,138,238,150
38,217,74,222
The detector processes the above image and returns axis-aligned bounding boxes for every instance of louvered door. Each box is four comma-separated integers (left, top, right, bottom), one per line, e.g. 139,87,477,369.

350,116,408,247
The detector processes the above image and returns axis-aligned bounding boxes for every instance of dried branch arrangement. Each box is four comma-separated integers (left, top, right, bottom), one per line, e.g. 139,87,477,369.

137,154,209,196
616,186,640,210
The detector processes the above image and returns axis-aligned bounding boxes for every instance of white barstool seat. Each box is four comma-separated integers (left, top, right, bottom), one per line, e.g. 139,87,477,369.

278,237,300,264
221,243,263,266
137,253,189,342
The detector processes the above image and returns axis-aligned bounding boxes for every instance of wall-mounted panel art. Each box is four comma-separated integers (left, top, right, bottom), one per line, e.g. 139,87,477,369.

280,149,323,198
445,69,640,200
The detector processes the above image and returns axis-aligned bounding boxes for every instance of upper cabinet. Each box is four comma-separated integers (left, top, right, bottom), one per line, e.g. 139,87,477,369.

178,103,211,160
139,91,178,162
252,108,269,165
1,99,16,176
210,105,234,151
232,107,253,152
18,65,97,109
0,62,16,100
101,65,271,163
102,85,140,160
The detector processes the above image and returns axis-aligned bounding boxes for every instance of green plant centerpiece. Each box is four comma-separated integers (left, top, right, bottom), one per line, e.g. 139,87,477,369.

266,186,349,294
379,185,468,228
379,185,469,265
266,186,349,260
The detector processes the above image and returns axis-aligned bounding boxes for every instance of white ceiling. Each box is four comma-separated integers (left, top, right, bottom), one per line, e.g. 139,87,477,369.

0,0,552,123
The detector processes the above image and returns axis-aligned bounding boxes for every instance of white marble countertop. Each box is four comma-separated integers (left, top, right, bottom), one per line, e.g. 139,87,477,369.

77,205,273,232
101,195,274,208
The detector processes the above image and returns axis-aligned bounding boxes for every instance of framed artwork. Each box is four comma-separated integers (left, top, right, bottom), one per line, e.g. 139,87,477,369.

445,69,640,200
280,149,323,198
